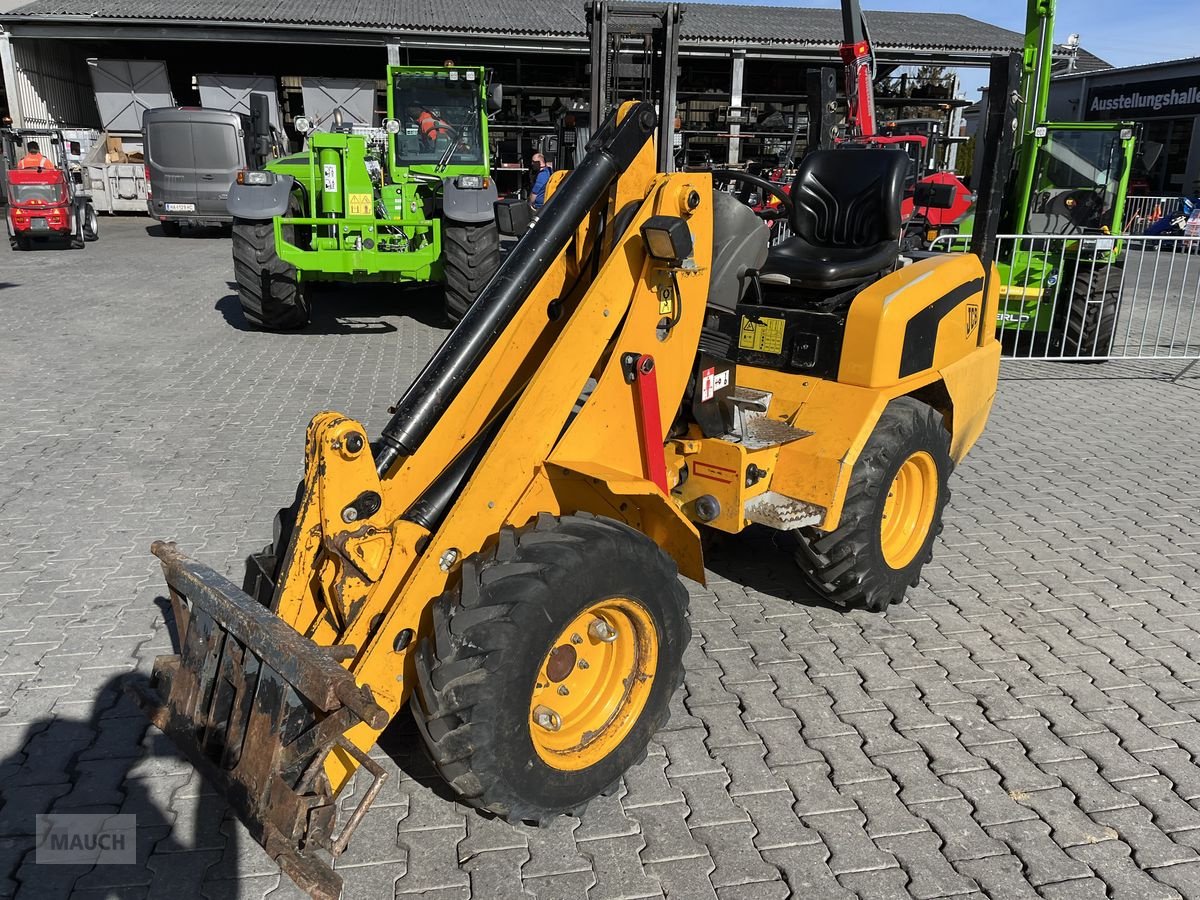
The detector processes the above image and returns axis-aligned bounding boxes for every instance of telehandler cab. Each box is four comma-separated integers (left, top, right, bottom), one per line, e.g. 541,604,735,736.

132,53,1017,900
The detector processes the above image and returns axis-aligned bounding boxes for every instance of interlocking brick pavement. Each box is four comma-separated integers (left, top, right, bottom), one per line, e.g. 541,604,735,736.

2,219,1200,898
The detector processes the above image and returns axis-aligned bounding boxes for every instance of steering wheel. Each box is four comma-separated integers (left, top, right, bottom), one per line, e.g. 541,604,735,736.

1045,189,1106,228
711,169,793,221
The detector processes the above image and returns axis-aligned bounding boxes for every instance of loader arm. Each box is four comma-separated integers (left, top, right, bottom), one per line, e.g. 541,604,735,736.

133,101,713,898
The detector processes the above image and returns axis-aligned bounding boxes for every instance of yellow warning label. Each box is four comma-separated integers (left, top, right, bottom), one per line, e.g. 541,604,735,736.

738,315,786,354
348,193,373,217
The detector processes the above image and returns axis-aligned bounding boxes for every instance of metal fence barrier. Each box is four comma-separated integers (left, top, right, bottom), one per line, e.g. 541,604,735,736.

1123,196,1184,236
929,232,1200,361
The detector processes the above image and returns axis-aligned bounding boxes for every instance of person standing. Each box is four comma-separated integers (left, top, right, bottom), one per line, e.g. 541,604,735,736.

530,152,553,211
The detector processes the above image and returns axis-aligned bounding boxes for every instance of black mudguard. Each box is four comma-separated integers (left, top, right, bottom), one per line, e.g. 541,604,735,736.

441,177,498,224
227,175,296,220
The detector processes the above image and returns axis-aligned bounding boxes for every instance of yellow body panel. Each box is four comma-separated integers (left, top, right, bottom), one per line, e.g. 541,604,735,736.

840,253,988,389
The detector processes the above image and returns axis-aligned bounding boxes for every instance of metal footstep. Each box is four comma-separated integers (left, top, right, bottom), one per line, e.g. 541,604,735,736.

127,541,389,900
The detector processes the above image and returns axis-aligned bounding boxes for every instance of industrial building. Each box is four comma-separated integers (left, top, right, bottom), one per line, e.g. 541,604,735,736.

0,0,1035,170
1050,56,1200,196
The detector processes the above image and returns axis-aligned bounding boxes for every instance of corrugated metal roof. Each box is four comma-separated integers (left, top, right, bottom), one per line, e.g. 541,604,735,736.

0,0,1028,51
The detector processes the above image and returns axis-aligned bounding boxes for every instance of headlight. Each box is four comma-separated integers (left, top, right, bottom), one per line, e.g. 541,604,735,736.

640,215,694,263
1034,125,1048,138
236,170,275,186
384,118,401,135
455,175,487,189
465,70,477,81
294,116,312,135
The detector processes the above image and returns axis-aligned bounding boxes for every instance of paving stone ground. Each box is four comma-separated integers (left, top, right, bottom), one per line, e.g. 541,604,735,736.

2,218,1200,899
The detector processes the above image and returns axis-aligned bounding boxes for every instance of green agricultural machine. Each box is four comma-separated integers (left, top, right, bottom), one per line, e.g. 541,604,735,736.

948,0,1150,358
228,65,503,329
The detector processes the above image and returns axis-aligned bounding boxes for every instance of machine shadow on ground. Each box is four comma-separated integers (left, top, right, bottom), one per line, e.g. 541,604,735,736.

0,670,244,899
700,524,841,611
214,281,453,335
142,223,230,240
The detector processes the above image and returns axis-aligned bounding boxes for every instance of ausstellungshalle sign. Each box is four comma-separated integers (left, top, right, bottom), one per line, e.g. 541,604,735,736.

1086,75,1200,120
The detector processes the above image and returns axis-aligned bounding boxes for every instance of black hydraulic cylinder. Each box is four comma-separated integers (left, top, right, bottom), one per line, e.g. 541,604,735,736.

374,102,658,477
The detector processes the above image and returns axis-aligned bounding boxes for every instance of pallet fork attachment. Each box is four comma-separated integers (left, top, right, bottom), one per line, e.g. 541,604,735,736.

128,542,389,899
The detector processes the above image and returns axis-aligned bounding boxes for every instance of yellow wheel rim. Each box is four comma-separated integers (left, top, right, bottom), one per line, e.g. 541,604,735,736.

529,597,658,771
879,451,939,569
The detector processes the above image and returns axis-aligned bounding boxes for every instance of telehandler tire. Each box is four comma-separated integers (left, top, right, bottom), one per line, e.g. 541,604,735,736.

442,218,500,322
412,512,690,824
232,198,311,330
1057,264,1119,362
793,397,952,612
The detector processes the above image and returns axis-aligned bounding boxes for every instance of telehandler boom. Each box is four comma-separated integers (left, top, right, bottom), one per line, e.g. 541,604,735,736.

132,53,1018,899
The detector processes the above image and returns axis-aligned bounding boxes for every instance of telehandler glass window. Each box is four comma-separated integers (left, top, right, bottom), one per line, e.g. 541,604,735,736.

393,73,485,168
1026,129,1126,233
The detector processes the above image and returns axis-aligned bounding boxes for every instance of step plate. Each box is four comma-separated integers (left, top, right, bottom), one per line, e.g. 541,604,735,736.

745,491,824,531
741,417,814,451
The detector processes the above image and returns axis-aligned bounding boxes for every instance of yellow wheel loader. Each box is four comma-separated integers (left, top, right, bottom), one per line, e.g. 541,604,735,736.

131,55,1019,899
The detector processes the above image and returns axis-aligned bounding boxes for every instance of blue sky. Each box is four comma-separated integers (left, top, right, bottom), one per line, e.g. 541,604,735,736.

716,1,1195,71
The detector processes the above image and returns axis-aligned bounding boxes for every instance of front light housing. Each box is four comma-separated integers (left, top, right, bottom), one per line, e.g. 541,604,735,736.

640,215,693,264
294,116,312,135
236,170,275,186
384,118,401,135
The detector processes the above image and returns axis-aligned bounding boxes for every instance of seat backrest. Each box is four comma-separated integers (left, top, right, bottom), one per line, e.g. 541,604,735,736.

789,148,908,248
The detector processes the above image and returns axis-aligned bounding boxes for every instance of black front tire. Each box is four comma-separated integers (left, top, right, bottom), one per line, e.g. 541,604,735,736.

1055,264,1119,362
232,198,311,330
412,513,690,824
793,397,952,612
442,218,500,322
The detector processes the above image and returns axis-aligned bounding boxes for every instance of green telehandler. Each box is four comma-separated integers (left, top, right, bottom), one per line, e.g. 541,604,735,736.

228,65,503,329
945,0,1155,358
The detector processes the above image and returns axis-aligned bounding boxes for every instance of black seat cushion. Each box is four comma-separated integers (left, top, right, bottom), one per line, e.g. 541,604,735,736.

761,238,900,289
762,148,908,290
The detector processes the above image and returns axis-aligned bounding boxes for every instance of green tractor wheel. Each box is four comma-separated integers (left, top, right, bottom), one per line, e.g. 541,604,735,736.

443,219,501,322
232,195,311,331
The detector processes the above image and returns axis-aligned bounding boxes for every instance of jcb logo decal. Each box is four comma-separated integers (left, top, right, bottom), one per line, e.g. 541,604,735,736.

966,303,980,336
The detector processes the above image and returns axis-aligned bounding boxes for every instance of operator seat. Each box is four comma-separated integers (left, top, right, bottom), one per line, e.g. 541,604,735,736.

760,148,908,290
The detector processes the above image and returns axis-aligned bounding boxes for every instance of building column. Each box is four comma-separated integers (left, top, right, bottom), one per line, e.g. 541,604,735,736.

728,48,746,166
386,42,402,67
0,30,21,128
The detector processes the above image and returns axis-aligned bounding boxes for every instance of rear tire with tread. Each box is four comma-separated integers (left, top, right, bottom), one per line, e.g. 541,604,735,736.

442,218,500,322
412,512,690,824
83,204,99,241
793,397,952,612
232,196,310,330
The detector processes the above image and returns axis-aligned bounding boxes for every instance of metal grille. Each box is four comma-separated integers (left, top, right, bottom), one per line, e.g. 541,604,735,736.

930,233,1200,361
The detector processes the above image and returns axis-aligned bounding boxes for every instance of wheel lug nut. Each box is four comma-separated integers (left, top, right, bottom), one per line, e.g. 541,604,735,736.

533,705,561,732
571,633,583,645
578,660,589,670
558,685,569,696
589,618,618,643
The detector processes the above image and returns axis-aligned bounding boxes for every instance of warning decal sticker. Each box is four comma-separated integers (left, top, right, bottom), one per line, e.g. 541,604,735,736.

738,316,786,355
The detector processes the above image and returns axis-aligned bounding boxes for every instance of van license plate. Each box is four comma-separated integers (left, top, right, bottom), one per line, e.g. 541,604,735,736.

164,203,196,212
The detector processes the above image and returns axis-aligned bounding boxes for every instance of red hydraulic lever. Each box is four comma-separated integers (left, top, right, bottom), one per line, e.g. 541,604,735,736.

624,353,669,494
